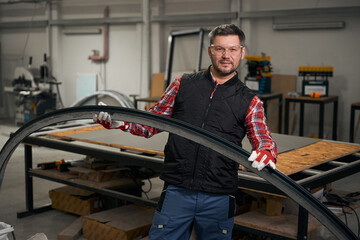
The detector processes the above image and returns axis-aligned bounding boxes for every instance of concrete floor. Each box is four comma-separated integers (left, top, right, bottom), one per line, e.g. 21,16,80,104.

0,119,359,240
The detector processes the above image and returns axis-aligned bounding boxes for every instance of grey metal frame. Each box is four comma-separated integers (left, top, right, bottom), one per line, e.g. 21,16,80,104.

69,90,135,108
0,106,358,239
164,28,207,89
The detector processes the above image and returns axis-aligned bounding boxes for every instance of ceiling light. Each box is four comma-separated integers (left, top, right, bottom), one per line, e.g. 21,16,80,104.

273,21,345,30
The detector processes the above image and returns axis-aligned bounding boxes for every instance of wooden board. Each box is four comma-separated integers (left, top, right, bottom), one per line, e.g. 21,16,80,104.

72,177,136,189
31,169,137,189
234,209,300,238
352,102,360,108
47,134,164,156
44,126,360,177
234,191,360,238
234,209,327,239
147,72,165,109
31,169,78,181
45,125,104,137
45,124,318,157
277,141,360,175
267,74,297,133
150,72,165,98
45,125,166,156
58,217,83,240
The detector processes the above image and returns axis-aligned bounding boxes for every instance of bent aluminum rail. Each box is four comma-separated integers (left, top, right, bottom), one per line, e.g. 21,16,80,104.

70,90,135,108
0,106,358,240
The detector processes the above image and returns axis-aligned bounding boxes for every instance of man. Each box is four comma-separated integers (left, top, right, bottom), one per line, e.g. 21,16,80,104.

94,24,277,240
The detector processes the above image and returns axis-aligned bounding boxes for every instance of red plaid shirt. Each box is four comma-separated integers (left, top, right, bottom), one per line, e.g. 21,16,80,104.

123,75,277,159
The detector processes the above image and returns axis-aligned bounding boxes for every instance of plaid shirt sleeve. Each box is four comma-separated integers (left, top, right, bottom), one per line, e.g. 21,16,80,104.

121,76,181,138
245,96,278,160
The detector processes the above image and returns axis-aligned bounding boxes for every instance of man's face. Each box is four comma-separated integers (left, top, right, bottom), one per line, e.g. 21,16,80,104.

208,35,245,76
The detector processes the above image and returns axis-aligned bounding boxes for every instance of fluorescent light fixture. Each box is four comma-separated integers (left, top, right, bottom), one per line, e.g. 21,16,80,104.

63,28,102,35
273,21,345,30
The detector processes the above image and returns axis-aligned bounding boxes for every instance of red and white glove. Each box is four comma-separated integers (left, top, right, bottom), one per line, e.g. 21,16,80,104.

248,150,276,171
93,102,126,130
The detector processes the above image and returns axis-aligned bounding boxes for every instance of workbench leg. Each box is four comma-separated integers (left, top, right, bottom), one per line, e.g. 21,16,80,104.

299,103,305,136
333,100,338,140
278,96,283,133
263,99,268,116
297,205,309,240
319,103,325,139
285,100,290,134
17,145,52,218
350,105,355,143
19,145,34,217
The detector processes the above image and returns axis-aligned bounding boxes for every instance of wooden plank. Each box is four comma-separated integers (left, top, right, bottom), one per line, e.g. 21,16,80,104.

234,209,298,238
234,210,334,238
141,72,165,110
31,169,78,181
46,125,103,137
31,169,137,189
45,125,167,156
267,74,297,133
46,134,164,156
234,209,325,239
150,73,165,98
72,177,136,189
69,167,132,183
277,141,360,175
285,95,338,102
58,217,83,240
352,102,360,108
43,123,360,177
234,191,360,238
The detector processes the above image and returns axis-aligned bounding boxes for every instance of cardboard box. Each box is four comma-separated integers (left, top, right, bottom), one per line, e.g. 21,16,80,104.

69,167,130,182
49,186,101,216
91,168,130,182
82,205,155,240
265,196,284,216
150,72,165,98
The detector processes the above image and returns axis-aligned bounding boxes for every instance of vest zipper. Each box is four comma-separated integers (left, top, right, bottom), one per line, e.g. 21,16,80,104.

201,83,218,128
192,83,218,185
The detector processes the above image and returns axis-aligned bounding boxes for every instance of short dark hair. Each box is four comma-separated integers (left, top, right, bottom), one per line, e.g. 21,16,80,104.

208,24,245,45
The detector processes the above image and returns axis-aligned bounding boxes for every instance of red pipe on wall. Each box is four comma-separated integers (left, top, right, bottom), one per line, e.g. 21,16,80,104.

89,6,109,62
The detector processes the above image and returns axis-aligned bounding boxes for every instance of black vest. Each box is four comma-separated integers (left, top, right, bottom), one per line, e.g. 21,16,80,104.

161,67,255,194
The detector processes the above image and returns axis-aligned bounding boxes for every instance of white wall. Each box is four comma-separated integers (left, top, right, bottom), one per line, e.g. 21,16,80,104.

0,0,359,142
52,0,146,107
54,24,142,105
240,0,360,141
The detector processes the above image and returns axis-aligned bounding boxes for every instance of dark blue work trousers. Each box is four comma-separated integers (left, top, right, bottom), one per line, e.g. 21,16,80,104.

149,185,236,240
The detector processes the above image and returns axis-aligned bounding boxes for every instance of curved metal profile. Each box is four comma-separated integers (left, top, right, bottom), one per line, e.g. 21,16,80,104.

70,90,135,108
0,106,357,240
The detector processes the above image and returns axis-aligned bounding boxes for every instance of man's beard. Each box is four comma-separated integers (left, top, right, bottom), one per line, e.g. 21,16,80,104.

213,61,236,76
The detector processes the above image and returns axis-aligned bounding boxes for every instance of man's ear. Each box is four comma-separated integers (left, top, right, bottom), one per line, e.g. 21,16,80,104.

208,46,212,57
241,46,246,60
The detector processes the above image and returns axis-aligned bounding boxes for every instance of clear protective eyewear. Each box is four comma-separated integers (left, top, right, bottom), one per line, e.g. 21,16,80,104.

210,44,244,57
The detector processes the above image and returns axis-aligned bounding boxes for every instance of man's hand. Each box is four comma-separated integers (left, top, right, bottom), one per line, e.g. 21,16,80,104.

93,102,126,129
248,150,276,171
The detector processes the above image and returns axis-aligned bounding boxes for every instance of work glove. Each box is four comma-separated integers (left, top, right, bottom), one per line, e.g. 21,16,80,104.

248,150,276,171
93,102,126,129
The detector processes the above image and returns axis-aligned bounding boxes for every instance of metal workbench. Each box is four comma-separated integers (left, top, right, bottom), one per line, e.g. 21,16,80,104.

13,121,360,239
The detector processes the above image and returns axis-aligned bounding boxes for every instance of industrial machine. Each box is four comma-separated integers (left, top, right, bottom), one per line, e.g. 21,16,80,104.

244,55,272,94
9,55,60,125
299,66,333,97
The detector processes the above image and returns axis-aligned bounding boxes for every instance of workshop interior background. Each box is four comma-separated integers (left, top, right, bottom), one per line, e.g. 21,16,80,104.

0,1,360,240
0,0,359,141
